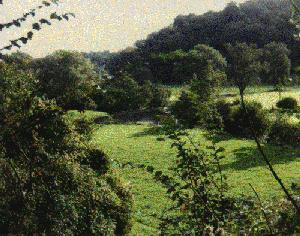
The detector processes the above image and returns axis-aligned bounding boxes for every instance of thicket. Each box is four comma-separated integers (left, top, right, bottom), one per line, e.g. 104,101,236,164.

268,117,300,147
0,63,133,235
95,74,170,114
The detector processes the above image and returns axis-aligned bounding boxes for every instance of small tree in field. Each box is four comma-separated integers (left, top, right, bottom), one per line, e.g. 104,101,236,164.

263,42,291,97
226,43,261,102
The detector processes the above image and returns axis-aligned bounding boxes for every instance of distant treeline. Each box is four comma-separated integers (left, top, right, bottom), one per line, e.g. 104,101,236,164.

85,0,300,84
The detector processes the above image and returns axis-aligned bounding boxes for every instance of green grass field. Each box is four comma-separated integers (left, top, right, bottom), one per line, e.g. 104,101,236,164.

79,86,300,235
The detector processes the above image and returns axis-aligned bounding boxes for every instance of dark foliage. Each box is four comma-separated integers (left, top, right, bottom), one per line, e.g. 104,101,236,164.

149,44,226,84
0,63,132,235
276,97,298,110
268,118,300,147
171,91,200,128
95,74,170,114
262,42,291,87
32,50,98,111
218,101,270,138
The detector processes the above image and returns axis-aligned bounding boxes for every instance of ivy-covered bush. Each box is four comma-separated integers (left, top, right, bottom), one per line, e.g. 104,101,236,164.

276,97,298,110
0,63,132,235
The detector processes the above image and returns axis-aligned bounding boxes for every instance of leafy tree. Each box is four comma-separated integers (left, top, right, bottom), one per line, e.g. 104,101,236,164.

2,51,33,70
262,42,291,92
95,74,145,113
226,43,261,101
33,50,98,111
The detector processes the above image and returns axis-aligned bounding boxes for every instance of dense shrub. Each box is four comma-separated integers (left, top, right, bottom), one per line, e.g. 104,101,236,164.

268,118,300,147
141,80,171,109
95,75,170,114
0,63,132,235
218,101,270,138
276,97,298,110
33,50,98,111
160,130,234,235
171,91,200,128
171,91,222,129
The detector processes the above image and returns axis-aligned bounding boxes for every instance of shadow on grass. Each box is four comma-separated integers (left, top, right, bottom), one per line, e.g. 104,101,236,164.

222,145,300,171
204,132,235,143
130,126,166,138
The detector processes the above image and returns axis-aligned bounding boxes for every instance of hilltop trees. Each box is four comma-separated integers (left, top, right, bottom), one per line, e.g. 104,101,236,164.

85,0,296,86
151,44,226,84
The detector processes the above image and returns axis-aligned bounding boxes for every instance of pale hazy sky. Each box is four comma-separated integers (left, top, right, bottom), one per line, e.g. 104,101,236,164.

0,0,246,57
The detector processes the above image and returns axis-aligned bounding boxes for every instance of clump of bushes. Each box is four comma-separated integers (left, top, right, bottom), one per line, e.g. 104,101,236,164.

268,118,300,147
217,100,270,138
95,74,170,114
276,97,298,110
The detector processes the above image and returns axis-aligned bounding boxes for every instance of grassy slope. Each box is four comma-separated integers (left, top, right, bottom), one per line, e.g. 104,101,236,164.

91,124,300,235
87,86,300,235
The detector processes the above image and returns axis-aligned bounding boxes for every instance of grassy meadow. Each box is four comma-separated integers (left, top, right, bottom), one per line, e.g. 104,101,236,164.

76,86,300,235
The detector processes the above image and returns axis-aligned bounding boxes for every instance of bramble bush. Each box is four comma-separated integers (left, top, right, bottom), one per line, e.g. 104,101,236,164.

0,63,132,235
